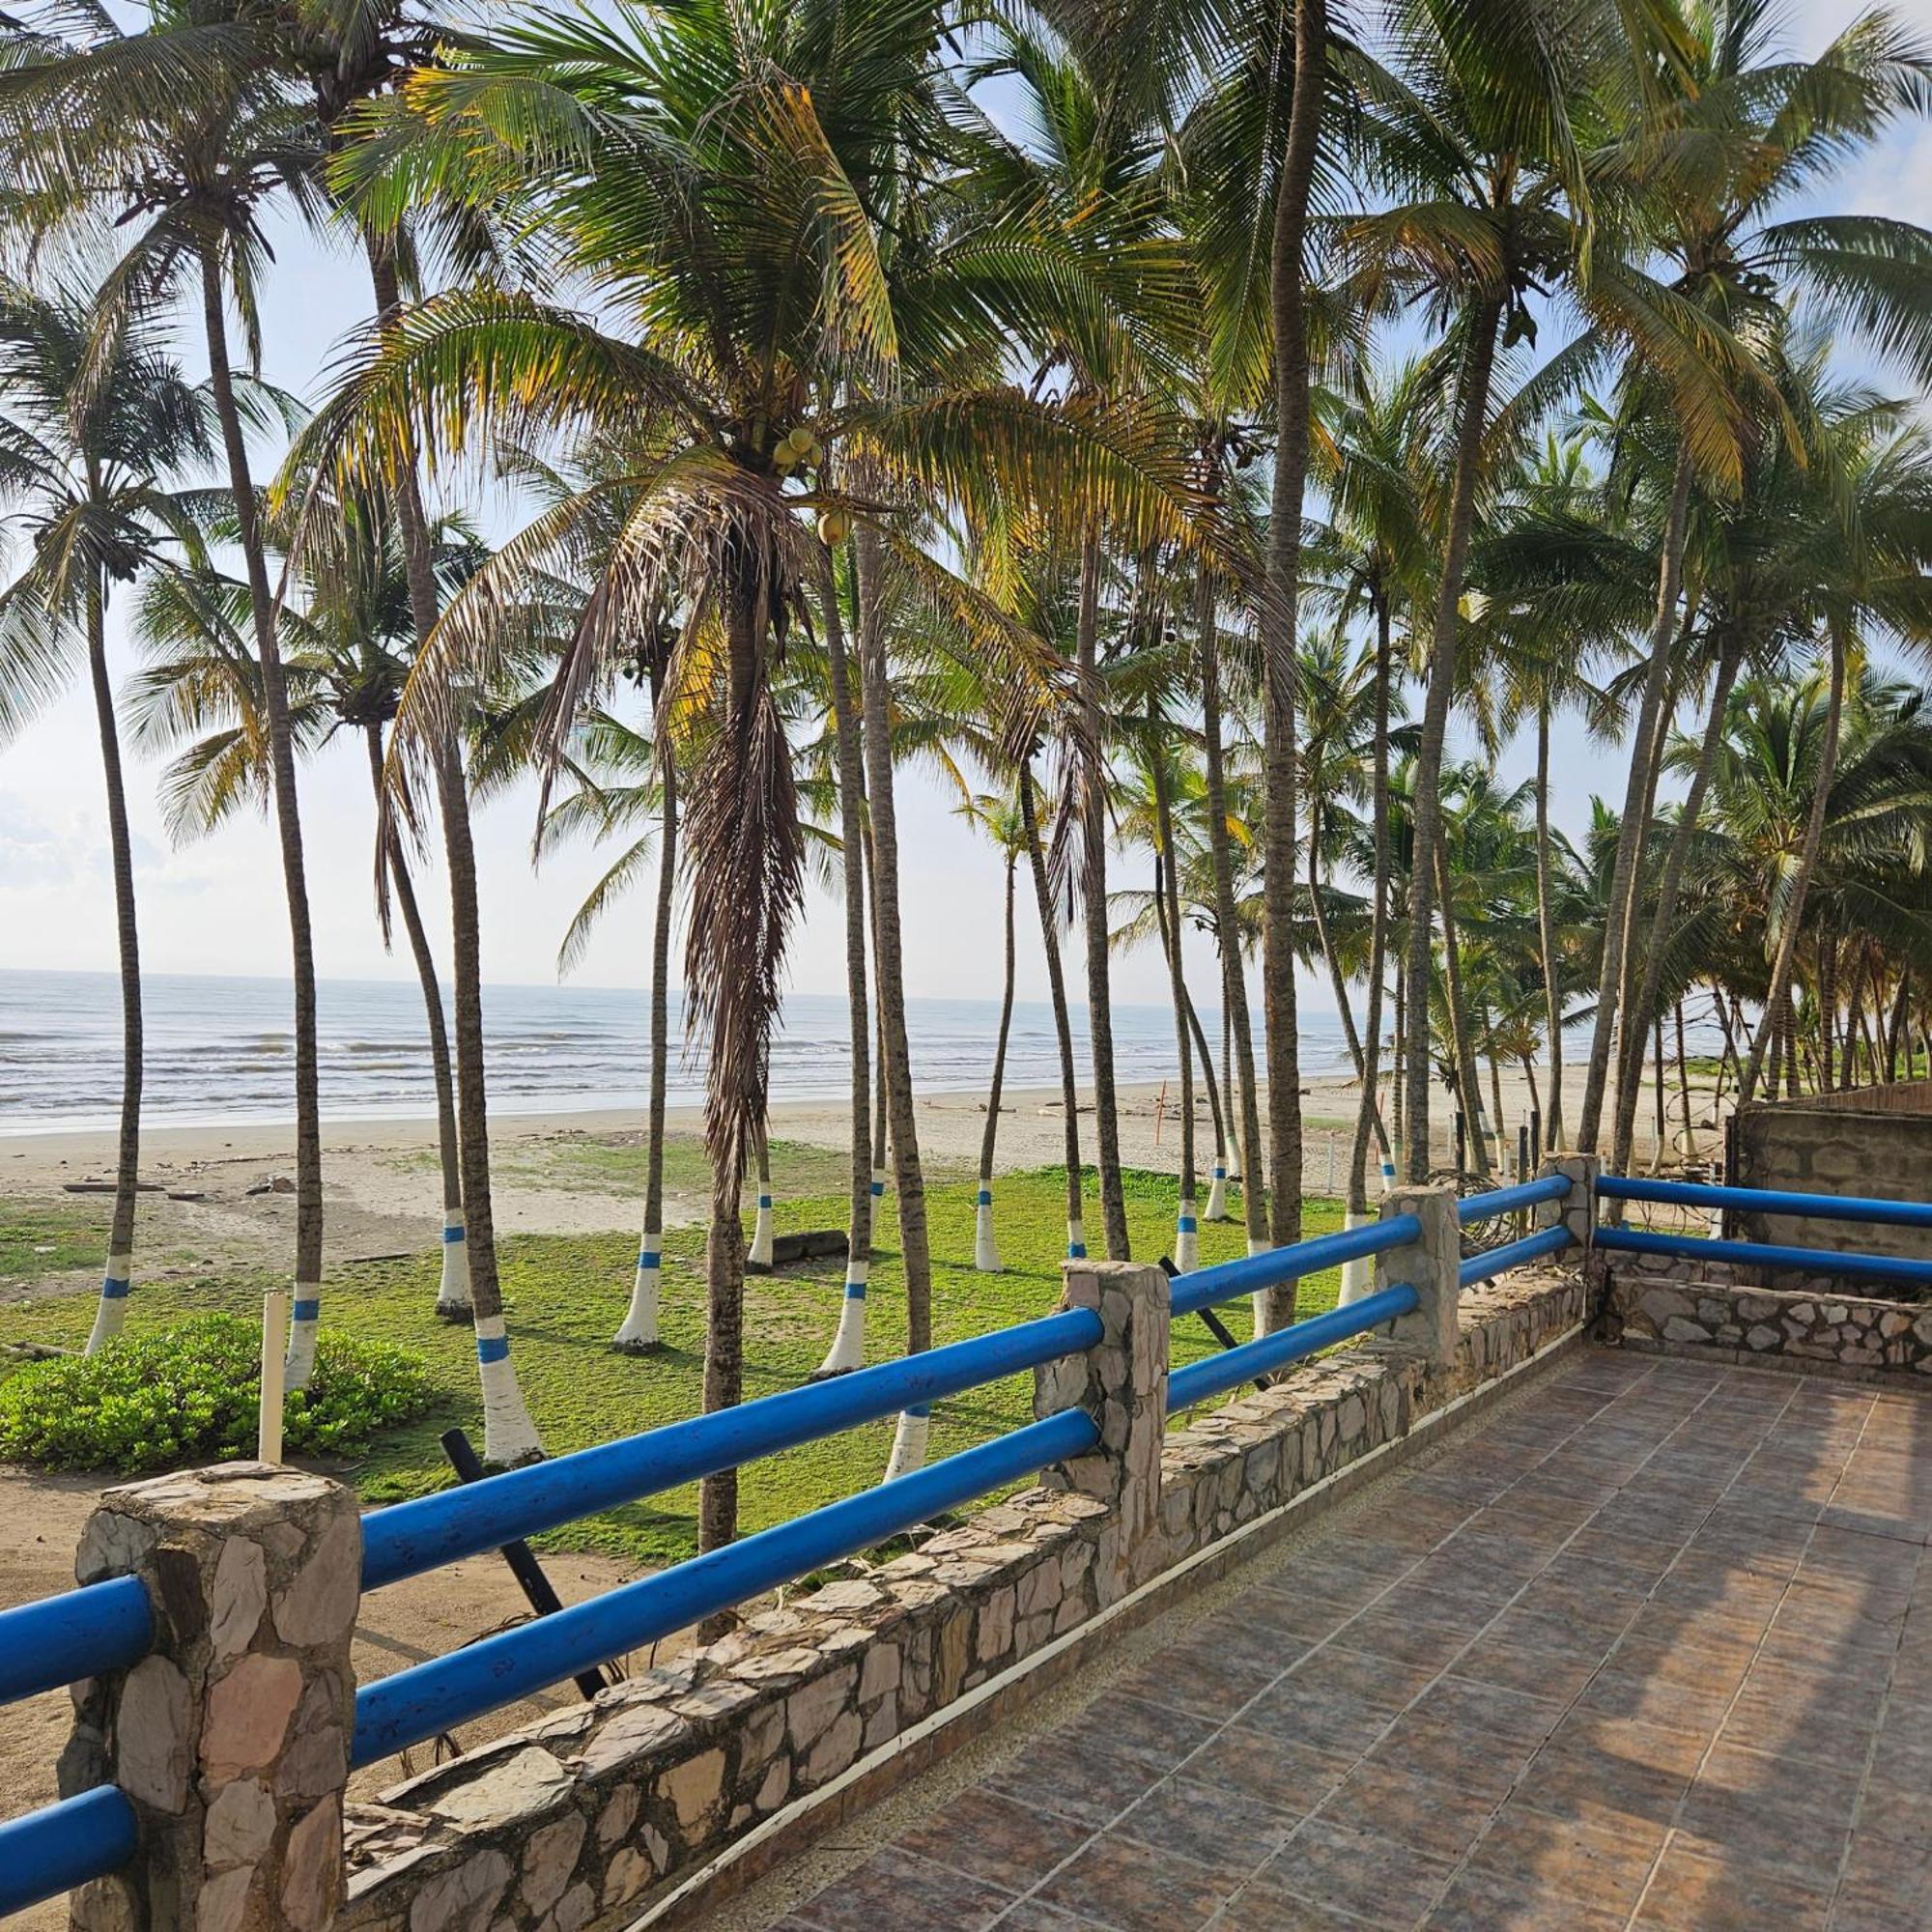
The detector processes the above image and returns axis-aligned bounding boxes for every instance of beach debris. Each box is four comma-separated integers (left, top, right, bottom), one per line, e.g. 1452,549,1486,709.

167,1190,206,1202
62,1179,163,1194
746,1228,847,1274
247,1175,298,1196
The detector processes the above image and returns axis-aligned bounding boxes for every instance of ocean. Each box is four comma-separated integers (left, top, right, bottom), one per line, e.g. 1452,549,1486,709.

0,969,1352,1133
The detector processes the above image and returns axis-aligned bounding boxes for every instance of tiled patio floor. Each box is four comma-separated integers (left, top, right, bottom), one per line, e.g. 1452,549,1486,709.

769,1352,1932,1930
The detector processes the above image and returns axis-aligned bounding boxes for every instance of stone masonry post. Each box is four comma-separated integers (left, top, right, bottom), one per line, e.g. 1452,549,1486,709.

63,1464,360,1932
1537,1152,1602,1254
1033,1260,1170,1605
1375,1184,1462,1363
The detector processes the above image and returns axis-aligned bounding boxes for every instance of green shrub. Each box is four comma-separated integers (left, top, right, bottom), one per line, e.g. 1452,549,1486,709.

0,1315,435,1473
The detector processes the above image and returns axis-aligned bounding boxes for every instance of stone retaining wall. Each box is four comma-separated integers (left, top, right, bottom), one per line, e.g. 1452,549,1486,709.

337,1265,1586,1932
1605,1249,1932,1381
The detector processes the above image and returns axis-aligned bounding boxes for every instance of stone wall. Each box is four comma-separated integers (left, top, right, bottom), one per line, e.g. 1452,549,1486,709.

1727,1087,1932,1264
337,1265,1586,1932
1605,1248,1932,1382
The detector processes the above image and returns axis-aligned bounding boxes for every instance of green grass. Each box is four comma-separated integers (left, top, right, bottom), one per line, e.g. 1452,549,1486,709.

0,1196,111,1281
0,1166,1345,1567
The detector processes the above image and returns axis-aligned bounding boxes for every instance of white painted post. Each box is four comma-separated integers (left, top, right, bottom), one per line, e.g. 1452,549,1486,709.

259,1289,289,1465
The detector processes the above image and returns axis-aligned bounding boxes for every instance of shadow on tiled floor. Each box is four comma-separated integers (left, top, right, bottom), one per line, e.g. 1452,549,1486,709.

758,1351,1932,1931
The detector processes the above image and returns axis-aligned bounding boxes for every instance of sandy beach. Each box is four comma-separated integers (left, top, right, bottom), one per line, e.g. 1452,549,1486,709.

1,1060,1730,1288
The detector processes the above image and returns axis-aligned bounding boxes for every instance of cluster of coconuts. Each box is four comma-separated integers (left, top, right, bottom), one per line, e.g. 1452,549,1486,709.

774,423,852,545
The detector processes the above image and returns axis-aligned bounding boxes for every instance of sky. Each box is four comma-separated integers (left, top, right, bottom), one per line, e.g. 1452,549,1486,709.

2,0,1927,1015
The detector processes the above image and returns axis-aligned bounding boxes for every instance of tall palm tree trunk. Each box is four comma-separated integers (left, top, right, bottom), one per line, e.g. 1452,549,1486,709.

1742,632,1847,1103
813,545,872,1372
1307,799,1392,1165
1608,676,1677,1151
1344,600,1394,1299
856,529,933,1479
199,245,324,1385
82,573,141,1355
1021,761,1087,1253
1198,560,1265,1252
1577,444,1695,1151
1257,0,1327,1323
1151,736,1198,1269
363,725,465,1322
1402,295,1502,1182
1609,641,1743,1174
1534,695,1565,1149
366,241,539,1462
1076,534,1129,1259
1182,981,1229,1219
1434,838,1492,1179
976,849,1018,1272
614,732,676,1352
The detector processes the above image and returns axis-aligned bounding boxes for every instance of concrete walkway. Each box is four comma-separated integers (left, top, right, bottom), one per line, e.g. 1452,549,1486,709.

746,1351,1932,1930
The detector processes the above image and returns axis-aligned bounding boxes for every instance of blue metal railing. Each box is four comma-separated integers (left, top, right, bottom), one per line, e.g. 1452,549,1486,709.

1596,1223,1932,1289
350,1406,1096,1763
1460,1224,1575,1290
1459,1175,1569,1224
362,1308,1100,1589
1167,1284,1420,1411
0,1787,141,1918
0,1576,152,1705
1170,1216,1419,1318
1600,1175,1932,1231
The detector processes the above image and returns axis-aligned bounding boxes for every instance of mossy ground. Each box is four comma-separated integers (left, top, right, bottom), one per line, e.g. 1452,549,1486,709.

0,1159,1345,1567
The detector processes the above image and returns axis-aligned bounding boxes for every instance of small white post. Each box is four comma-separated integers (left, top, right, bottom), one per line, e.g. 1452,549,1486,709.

973,1179,1002,1271
258,1288,289,1464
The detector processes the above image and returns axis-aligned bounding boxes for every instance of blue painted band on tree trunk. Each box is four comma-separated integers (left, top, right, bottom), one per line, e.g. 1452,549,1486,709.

442,1225,466,1243
1067,1242,1087,1258
638,1250,660,1269
843,1281,867,1299
100,1276,130,1298
292,1298,320,1321
978,1189,992,1206
476,1335,510,1364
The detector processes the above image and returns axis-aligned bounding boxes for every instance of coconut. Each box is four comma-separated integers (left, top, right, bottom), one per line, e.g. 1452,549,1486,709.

817,508,852,546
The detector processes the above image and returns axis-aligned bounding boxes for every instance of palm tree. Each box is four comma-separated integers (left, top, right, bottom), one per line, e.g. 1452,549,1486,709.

0,273,213,1351
1574,0,1932,1153
960,792,1025,1272
128,489,488,1327
1,0,333,1381
302,0,1199,1541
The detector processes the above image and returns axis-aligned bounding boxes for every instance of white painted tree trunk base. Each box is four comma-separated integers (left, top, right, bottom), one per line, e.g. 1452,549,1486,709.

816,1261,868,1377
1066,1217,1087,1260
883,1407,929,1482
870,1168,888,1208
436,1208,473,1321
613,1234,663,1353
1379,1159,1398,1198
1205,1164,1229,1221
475,1312,545,1466
85,1254,132,1355
1338,1210,1375,1305
1245,1239,1273,1339
748,1194,775,1269
283,1283,322,1391
973,1184,1002,1272
1174,1203,1199,1274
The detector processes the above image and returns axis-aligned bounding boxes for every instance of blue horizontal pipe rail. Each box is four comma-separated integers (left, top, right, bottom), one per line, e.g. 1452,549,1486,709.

1459,1223,1574,1289
362,1308,1101,1590
1171,1215,1420,1318
1458,1175,1569,1225
0,1576,153,1706
1168,1283,1420,1412
0,1786,138,1917
1597,1224,1932,1289
352,1406,1097,1764
1601,1175,1932,1232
